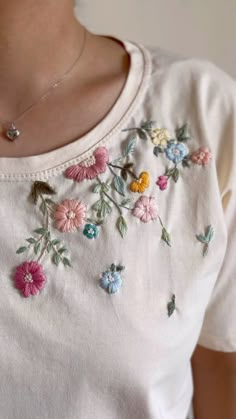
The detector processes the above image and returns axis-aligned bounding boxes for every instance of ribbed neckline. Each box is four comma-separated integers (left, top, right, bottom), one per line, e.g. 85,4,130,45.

0,36,152,181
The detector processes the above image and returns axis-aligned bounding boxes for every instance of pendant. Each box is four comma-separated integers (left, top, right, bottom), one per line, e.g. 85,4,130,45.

5,123,21,141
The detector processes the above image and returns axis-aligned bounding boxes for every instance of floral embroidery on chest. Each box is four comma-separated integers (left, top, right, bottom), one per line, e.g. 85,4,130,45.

13,120,211,298
122,121,212,190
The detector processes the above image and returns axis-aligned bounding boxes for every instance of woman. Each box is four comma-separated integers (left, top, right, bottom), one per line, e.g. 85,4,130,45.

0,1,235,418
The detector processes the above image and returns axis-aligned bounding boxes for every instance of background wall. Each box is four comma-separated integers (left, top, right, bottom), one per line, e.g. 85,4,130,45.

75,0,236,79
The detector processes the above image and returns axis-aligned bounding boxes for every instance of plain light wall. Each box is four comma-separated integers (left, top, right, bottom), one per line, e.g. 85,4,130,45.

75,0,236,79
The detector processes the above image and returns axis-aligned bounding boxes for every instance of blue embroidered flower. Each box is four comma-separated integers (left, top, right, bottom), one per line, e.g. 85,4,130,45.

165,142,188,164
83,223,98,239
99,263,125,294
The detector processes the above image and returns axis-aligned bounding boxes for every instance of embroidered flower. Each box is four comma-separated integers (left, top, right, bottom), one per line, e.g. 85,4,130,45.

99,263,125,294
150,128,171,149
190,146,212,166
165,142,189,164
129,171,150,193
13,261,46,298
156,175,168,191
132,195,158,223
53,199,87,232
83,223,99,239
64,146,109,182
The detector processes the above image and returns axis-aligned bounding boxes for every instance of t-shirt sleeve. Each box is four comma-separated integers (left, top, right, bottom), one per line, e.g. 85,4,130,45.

196,62,236,352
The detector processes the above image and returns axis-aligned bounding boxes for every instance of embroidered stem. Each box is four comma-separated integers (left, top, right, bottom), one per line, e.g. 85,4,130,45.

158,215,171,247
97,176,122,215
36,195,51,264
108,162,138,179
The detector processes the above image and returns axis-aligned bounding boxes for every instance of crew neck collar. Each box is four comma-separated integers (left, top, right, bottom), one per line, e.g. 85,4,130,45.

0,37,152,181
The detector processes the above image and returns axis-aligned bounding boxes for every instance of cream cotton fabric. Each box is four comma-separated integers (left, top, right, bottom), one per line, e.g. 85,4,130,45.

0,36,235,419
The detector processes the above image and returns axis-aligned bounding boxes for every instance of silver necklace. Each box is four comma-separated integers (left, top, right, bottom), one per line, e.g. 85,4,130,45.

2,25,87,141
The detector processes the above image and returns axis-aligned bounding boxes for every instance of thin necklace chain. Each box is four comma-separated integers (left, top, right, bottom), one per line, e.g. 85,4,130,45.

0,25,87,127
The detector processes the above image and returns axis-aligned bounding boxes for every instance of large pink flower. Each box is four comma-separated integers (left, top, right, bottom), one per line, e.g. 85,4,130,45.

190,146,212,166
53,199,87,232
64,146,109,182
13,261,46,298
132,195,158,223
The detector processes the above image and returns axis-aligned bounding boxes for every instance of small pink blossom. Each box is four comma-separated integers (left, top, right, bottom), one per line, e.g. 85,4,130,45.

132,195,158,223
13,261,46,298
190,146,212,166
64,146,109,182
156,175,168,190
53,199,87,232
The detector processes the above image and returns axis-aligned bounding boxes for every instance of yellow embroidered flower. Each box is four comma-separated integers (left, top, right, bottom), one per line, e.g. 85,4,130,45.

129,171,150,193
150,128,171,148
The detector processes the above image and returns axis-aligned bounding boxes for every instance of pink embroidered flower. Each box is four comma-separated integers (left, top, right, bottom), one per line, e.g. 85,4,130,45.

64,146,109,182
13,261,46,298
190,146,212,166
156,175,168,190
53,199,87,232
132,195,158,223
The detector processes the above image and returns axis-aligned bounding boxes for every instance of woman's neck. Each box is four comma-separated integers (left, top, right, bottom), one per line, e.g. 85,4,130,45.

0,0,86,116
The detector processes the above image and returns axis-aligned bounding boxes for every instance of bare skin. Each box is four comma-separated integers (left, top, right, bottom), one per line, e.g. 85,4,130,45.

0,0,130,157
191,344,236,418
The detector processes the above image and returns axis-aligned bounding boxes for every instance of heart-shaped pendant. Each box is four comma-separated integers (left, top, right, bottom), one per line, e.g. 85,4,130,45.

6,123,20,141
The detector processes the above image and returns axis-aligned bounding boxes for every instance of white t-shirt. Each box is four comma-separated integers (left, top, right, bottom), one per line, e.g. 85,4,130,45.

0,36,235,419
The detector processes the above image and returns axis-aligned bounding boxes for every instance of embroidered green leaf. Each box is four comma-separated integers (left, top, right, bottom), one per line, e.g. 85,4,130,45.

100,199,112,218
141,120,156,131
176,124,191,142
113,175,126,196
62,257,72,267
117,215,128,238
33,227,47,235
52,253,60,266
26,238,36,244
182,156,191,168
57,247,67,255
172,168,179,183
51,239,60,246
123,136,137,157
165,168,175,177
45,198,56,206
16,246,28,254
34,242,41,255
93,184,102,193
116,264,125,272
205,225,214,242
196,234,207,244
101,182,110,193
110,263,116,272
167,294,176,317
120,198,134,210
161,227,171,247
93,199,103,211
137,128,149,140
153,146,163,157
30,181,56,204
46,241,53,252
121,168,128,181
40,200,47,215
196,225,214,256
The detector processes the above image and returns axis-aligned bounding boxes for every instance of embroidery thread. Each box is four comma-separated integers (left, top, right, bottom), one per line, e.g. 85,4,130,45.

167,294,176,317
196,225,214,256
122,122,212,191
132,195,171,246
99,263,125,294
14,181,72,297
